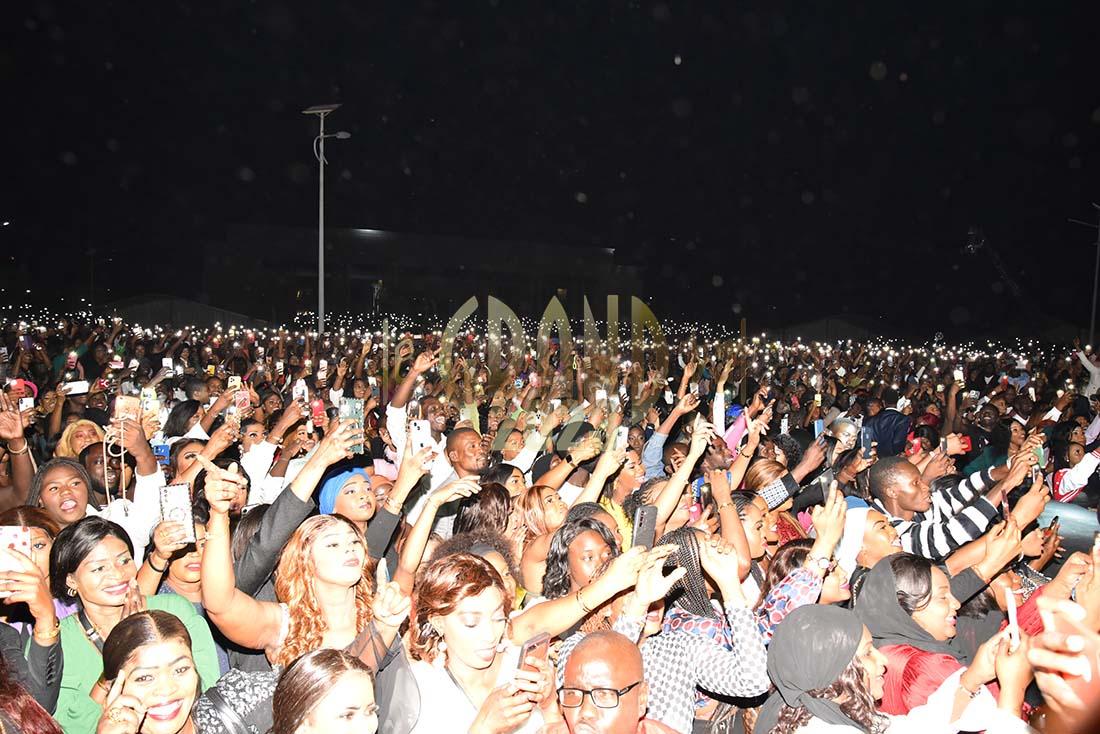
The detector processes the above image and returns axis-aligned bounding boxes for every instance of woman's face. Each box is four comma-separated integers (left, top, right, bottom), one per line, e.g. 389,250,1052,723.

185,408,204,431
909,566,960,641
856,511,902,569
740,499,767,559
820,562,851,605
616,449,645,492
855,626,888,702
502,431,525,461
437,586,508,671
482,551,517,604
38,464,90,527
332,475,377,525
1068,442,1086,467
1008,421,1026,448
538,488,568,531
264,394,283,415
241,422,268,453
68,535,136,608
351,379,370,400
627,426,645,454
311,524,367,587
167,525,206,586
28,527,54,578
70,424,100,457
590,510,623,549
1070,425,1087,445
503,468,527,498
119,638,199,734
297,670,378,734
567,530,613,592
174,442,204,478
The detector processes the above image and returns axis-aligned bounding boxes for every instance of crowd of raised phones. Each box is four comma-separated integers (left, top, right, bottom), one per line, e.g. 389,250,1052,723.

3,315,1100,734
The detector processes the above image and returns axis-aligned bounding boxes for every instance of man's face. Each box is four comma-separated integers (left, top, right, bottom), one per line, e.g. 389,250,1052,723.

703,437,733,471
888,463,932,513
82,442,121,493
561,644,646,734
422,397,447,434
451,432,489,475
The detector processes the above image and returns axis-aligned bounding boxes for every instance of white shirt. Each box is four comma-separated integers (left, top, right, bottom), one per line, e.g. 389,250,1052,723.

386,402,454,522
406,647,543,734
88,467,164,561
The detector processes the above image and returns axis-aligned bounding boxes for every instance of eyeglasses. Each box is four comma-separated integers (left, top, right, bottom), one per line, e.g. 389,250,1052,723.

558,681,642,709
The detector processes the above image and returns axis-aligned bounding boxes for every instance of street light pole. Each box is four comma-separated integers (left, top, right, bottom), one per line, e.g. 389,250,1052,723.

302,103,350,335
1068,203,1100,346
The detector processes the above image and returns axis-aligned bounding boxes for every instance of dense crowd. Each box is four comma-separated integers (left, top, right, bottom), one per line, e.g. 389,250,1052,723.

2,315,1100,734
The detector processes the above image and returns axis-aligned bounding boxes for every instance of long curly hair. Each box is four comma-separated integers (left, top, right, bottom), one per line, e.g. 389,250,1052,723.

272,515,374,667
409,553,508,663
541,517,620,600
770,656,886,734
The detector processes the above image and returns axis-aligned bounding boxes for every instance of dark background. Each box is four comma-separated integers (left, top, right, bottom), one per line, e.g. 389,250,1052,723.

2,2,1098,338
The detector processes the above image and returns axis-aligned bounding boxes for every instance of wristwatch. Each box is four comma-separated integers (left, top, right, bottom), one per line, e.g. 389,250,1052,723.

808,555,832,573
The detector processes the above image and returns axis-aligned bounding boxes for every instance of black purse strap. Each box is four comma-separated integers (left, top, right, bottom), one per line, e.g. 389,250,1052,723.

205,686,250,734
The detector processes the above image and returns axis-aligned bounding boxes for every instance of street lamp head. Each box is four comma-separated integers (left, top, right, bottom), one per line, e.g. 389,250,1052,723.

302,103,342,116
334,131,351,139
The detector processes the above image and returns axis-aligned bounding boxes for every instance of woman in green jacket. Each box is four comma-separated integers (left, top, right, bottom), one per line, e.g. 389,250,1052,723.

48,516,219,734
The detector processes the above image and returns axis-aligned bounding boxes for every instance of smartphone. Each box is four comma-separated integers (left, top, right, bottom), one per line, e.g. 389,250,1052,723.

309,398,326,427
967,390,980,401
0,526,32,575
410,419,433,453
939,437,948,454
836,366,847,378
551,398,562,411
1028,386,1036,401
663,390,674,404
632,504,658,549
292,379,308,406
234,390,250,412
152,443,170,467
813,419,825,438
780,416,789,435
114,395,141,422
595,388,608,402
936,384,944,393
1030,465,1042,484
513,378,524,390
615,426,630,450
814,392,822,406
860,428,874,459
161,357,174,370
159,484,196,542
276,360,284,374
62,380,89,395
18,397,34,413
318,360,328,381
339,398,365,454
224,375,240,392
517,632,551,675
959,435,972,453
1004,584,1020,653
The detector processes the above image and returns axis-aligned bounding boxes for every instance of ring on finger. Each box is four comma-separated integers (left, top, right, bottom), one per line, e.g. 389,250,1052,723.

107,707,128,724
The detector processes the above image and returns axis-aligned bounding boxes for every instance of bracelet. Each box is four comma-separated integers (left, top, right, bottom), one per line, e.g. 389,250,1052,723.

147,555,168,573
33,621,60,640
959,679,981,699
565,454,578,468
716,500,735,511
5,438,29,456
384,499,404,515
576,589,594,614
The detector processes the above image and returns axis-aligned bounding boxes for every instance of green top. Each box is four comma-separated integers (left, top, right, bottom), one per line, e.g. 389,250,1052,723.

52,593,221,734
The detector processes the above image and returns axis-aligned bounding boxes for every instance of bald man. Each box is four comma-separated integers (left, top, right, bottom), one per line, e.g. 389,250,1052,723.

555,631,675,734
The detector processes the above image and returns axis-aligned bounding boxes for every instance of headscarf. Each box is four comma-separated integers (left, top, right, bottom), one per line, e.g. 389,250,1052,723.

756,605,867,733
835,497,870,578
54,419,105,458
854,555,967,663
318,468,370,515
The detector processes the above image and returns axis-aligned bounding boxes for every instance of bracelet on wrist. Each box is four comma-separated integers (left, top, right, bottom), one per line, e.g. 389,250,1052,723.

147,555,168,573
576,589,594,614
6,438,30,455
33,620,60,640
716,500,735,511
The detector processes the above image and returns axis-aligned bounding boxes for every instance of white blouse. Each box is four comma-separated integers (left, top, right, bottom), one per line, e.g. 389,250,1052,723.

406,645,544,734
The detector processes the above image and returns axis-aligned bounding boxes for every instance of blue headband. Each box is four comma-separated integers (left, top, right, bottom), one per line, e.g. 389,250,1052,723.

318,468,371,515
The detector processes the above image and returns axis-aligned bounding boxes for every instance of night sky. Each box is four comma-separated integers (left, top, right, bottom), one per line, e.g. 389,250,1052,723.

3,2,1098,338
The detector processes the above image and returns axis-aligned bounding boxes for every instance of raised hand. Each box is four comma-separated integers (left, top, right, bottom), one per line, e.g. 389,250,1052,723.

810,483,847,552
193,456,247,515
372,581,412,628
96,665,145,734
412,350,440,375
0,547,56,625
312,420,365,466
0,393,25,441
428,478,482,509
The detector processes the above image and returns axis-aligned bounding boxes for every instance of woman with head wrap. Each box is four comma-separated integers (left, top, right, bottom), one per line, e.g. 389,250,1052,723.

757,604,1029,733
853,554,1033,717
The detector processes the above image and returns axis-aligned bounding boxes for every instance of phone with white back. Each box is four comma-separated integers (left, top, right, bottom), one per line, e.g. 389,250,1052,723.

159,484,197,543
410,419,433,454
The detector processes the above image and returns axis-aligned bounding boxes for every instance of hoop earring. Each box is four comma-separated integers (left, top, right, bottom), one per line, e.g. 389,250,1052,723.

66,587,77,598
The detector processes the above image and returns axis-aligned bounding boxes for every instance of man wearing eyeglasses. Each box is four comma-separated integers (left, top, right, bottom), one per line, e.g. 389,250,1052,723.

554,631,676,734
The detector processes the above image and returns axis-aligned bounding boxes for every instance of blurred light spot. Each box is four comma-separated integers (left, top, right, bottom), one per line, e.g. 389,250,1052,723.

869,61,888,81
237,166,255,182
575,192,588,204
673,54,682,65
899,72,909,82
712,275,724,287
732,303,743,314
60,151,77,166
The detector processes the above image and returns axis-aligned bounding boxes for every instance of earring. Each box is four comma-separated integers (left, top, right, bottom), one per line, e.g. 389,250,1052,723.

66,587,77,598
437,639,447,654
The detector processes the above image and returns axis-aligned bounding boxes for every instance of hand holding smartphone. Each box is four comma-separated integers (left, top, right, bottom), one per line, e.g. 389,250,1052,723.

159,485,197,542
339,398,365,454
0,526,31,576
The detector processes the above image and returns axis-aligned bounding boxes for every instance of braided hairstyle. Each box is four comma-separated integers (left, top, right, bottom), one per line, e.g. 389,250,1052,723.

656,526,718,619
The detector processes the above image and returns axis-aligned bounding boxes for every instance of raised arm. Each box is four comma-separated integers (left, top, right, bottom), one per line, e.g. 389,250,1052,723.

197,456,285,651
0,394,33,510
393,478,481,594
